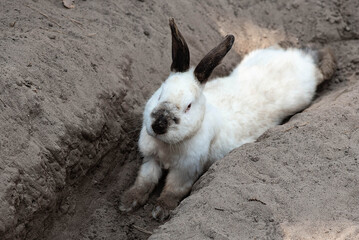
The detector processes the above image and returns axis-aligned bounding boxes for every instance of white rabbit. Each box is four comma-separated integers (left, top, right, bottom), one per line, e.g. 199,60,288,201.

119,18,336,221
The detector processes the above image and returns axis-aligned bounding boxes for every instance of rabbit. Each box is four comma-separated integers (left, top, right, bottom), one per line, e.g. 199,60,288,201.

119,18,336,221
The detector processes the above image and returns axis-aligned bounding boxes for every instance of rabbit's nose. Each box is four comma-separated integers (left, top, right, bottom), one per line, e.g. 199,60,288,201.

152,117,168,135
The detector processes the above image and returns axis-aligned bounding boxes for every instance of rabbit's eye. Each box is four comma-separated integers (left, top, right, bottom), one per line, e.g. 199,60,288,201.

185,103,191,113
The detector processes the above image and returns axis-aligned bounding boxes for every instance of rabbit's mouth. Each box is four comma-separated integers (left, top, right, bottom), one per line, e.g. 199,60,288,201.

146,120,183,145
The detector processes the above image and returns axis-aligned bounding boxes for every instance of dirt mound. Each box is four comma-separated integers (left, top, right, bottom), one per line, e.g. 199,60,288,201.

0,0,358,239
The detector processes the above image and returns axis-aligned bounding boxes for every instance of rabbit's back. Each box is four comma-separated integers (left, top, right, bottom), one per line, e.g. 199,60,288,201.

204,47,319,161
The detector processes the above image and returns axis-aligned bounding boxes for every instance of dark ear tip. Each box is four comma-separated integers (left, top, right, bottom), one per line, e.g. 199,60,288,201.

169,18,175,28
225,34,235,48
169,18,178,36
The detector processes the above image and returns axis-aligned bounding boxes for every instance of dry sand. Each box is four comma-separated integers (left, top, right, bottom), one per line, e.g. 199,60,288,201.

0,0,358,239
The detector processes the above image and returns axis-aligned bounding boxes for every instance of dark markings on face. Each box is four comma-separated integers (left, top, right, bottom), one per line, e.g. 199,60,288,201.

151,102,180,135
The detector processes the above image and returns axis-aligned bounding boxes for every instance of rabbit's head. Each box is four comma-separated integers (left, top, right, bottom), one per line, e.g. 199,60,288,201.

143,18,234,144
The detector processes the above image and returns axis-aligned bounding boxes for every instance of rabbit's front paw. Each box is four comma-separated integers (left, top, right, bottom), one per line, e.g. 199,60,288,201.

119,188,145,212
152,204,170,222
152,196,178,221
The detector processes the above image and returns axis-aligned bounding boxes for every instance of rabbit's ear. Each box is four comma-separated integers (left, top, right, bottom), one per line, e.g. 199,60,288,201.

194,35,235,84
169,18,190,73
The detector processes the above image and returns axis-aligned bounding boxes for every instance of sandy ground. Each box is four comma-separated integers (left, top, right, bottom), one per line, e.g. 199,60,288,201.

0,0,358,239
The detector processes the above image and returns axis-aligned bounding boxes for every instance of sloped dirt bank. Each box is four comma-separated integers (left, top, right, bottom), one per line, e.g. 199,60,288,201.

1,0,358,240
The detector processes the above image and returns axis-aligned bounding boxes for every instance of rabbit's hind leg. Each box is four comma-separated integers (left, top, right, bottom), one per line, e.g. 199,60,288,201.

300,45,337,84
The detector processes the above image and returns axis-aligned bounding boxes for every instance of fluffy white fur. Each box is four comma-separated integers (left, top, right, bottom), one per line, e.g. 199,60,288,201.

121,45,324,220
141,47,320,173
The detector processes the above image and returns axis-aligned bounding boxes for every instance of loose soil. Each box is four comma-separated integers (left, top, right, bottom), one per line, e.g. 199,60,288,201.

1,0,358,240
